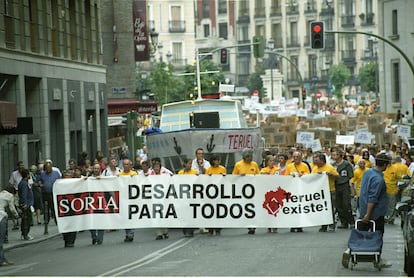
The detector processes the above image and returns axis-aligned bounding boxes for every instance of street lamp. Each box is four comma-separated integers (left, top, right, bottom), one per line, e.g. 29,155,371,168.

149,28,159,53
166,51,173,64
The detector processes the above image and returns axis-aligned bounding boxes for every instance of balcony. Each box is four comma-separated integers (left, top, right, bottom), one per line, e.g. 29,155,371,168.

269,6,282,17
341,15,355,28
237,39,251,54
341,49,356,65
359,13,375,26
286,37,300,48
237,9,250,24
273,37,283,49
254,7,266,19
169,20,185,33
171,57,187,69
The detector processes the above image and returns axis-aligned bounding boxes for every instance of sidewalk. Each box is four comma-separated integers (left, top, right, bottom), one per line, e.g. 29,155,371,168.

4,218,60,251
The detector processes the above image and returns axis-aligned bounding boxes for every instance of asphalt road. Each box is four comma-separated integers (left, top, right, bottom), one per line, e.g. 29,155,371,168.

1,223,407,277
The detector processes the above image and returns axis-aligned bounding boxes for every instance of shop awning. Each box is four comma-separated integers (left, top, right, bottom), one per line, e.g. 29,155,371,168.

0,101,17,129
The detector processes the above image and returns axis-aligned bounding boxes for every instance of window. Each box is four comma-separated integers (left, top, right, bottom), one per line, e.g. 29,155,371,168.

69,0,77,59
238,25,249,41
51,0,58,56
4,0,15,47
172,42,183,66
392,10,398,35
239,0,249,16
218,23,228,39
290,56,299,80
203,24,210,38
308,55,317,78
271,23,282,47
85,0,91,62
28,0,38,52
391,60,400,103
218,0,227,14
202,0,209,18
365,0,373,13
290,21,298,46
237,55,250,75
170,5,184,32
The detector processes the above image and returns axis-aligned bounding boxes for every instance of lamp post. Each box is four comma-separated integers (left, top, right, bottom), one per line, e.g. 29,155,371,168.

266,39,277,101
149,28,159,62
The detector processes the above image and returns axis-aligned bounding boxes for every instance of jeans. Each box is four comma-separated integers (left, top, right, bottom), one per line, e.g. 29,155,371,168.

335,185,354,226
90,230,104,242
20,207,33,237
0,217,7,263
125,229,135,238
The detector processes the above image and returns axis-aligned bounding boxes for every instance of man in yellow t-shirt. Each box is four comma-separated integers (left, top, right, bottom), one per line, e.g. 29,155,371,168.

351,159,367,198
118,159,138,242
232,148,259,235
311,153,339,232
383,161,399,224
285,151,311,177
284,151,311,233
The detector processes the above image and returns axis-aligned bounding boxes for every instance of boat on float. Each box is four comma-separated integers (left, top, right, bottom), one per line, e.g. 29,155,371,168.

145,97,263,173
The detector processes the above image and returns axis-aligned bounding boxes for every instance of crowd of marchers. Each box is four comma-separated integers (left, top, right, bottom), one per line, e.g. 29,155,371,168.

0,139,413,266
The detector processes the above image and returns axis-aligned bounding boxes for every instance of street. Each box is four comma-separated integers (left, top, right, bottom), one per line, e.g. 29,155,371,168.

1,222,407,276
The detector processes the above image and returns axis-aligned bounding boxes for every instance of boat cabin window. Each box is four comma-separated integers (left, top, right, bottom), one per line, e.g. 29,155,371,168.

190,112,220,128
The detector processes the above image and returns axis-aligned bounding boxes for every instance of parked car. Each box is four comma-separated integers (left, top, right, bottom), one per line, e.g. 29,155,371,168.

396,175,414,276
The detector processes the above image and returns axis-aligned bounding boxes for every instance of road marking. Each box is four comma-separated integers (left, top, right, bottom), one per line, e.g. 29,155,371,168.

0,262,38,275
98,237,195,277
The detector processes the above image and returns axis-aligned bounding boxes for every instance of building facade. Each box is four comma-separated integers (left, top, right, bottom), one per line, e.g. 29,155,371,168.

378,0,414,118
0,0,107,185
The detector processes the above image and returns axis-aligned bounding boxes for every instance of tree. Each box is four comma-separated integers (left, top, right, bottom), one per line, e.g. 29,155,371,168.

145,62,185,105
358,62,377,92
181,59,224,98
247,64,265,102
328,64,351,101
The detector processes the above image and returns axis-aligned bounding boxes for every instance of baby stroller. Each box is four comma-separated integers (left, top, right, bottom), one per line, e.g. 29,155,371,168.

345,219,383,271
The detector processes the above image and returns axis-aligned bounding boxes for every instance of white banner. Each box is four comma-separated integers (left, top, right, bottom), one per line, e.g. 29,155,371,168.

397,125,411,137
146,128,261,158
53,174,333,233
296,131,315,144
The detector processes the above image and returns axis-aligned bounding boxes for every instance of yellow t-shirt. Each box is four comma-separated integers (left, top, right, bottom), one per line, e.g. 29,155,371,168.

364,159,372,169
260,165,278,175
311,163,339,192
394,162,411,180
205,165,227,175
285,162,310,176
119,170,138,176
353,154,361,165
350,167,367,196
232,160,260,175
383,164,399,195
178,168,198,175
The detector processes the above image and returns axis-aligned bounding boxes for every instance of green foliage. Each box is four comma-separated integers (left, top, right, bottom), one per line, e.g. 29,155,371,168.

247,64,265,102
182,59,225,98
136,58,225,106
328,64,351,100
358,62,377,92
146,62,185,105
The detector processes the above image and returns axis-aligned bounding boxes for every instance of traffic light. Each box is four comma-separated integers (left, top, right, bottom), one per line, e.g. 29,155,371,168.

253,36,264,58
302,87,306,100
310,21,325,49
220,48,228,64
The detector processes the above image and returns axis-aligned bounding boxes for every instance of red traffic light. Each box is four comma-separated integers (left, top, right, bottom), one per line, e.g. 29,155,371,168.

220,48,228,64
310,21,325,49
313,25,322,33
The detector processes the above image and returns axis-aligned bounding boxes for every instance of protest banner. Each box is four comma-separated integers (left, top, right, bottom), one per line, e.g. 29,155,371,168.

53,174,333,233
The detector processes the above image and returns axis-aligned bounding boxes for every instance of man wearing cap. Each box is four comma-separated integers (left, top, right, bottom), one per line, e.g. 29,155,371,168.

342,153,392,268
232,148,260,234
